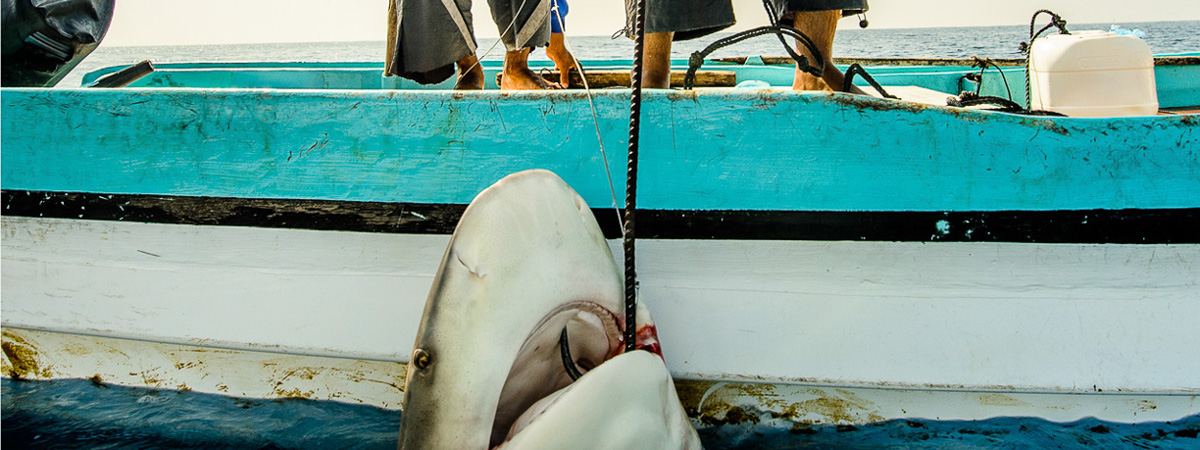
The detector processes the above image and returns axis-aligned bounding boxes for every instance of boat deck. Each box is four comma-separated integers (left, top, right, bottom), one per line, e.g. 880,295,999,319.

77,56,1200,114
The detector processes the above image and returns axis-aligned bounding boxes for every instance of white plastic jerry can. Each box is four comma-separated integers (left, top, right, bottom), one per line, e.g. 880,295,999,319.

1028,30,1158,117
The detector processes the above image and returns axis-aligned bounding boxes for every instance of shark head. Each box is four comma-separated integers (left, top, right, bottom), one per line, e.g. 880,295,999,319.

397,170,630,449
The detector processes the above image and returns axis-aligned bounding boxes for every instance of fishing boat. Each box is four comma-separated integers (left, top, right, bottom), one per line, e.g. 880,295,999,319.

4,25,1200,442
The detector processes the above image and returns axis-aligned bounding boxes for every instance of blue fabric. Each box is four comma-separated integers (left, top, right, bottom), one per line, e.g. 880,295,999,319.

550,0,568,34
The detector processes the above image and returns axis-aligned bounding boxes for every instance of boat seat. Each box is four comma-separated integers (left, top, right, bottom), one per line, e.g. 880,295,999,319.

866,85,956,107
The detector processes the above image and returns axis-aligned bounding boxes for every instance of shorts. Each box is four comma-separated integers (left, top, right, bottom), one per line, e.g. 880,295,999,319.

628,0,868,41
768,0,869,20
550,0,567,34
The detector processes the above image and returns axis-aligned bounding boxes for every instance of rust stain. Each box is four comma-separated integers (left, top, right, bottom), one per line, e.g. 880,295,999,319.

674,380,761,427
676,381,720,420
828,93,931,114
1019,117,1070,135
978,393,1029,407
779,390,886,424
674,380,886,427
135,369,164,387
88,374,107,387
2,331,51,379
273,386,316,399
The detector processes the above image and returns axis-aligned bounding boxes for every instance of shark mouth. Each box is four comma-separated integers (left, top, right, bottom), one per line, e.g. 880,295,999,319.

490,301,626,447
395,170,697,450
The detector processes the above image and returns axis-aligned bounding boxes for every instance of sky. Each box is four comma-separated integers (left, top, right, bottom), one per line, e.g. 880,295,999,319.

101,0,1200,47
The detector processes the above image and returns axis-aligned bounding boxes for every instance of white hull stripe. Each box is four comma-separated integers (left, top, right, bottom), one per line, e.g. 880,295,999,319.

4,217,1198,396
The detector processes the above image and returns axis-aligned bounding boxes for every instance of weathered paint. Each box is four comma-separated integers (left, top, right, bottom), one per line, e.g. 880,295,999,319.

1,328,408,409
76,58,1199,109
4,328,1197,426
2,60,1198,428
4,217,1198,397
2,87,1198,212
671,379,1200,430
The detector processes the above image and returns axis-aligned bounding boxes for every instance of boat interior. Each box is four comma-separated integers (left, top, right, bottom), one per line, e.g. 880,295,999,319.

79,54,1200,115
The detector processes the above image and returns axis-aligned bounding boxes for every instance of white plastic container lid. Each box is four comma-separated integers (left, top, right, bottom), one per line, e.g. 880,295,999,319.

1028,30,1158,117
1030,31,1155,72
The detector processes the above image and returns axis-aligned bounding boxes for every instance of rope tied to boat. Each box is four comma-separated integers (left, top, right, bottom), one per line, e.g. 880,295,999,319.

622,0,648,352
946,12,1068,116
842,63,896,98
946,56,1022,110
683,25,824,89
1021,10,1069,110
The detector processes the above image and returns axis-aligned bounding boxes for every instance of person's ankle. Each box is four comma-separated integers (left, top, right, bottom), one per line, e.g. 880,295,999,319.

793,72,831,91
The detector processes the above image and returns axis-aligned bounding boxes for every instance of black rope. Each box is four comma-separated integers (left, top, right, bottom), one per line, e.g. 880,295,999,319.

622,0,647,352
966,56,1014,100
762,0,795,64
843,63,897,98
1020,10,1069,110
560,328,584,381
947,92,1025,111
947,11,1069,117
684,25,823,89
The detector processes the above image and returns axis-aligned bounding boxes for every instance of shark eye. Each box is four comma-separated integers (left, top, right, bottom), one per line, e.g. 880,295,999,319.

413,348,432,370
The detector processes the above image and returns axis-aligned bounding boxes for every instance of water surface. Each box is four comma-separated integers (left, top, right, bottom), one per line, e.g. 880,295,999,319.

5,378,1198,449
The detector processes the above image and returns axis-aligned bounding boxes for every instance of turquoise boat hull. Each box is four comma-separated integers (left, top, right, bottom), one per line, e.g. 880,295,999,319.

5,59,1199,217
2,58,1199,433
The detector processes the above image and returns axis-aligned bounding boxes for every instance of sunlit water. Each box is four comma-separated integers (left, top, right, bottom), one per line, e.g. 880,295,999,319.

5,379,1199,449
57,20,1198,87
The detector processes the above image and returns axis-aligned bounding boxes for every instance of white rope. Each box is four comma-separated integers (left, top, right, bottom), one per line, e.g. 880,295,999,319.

458,1,624,234
551,3,626,235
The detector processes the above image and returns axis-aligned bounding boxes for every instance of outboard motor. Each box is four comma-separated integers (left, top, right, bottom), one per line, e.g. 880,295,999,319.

2,0,115,87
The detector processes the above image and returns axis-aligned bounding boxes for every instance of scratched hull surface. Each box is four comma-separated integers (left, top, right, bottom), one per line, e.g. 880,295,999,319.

3,218,1198,425
3,58,1199,432
3,87,1198,212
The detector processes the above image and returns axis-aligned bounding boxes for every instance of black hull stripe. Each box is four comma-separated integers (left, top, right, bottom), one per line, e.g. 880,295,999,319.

4,190,1199,244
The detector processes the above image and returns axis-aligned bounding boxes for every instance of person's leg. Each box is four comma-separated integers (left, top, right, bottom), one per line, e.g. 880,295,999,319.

545,0,576,87
454,54,485,90
790,10,839,91
386,0,479,85
546,33,577,88
626,0,733,89
501,47,550,89
787,4,864,93
642,32,673,88
490,0,554,89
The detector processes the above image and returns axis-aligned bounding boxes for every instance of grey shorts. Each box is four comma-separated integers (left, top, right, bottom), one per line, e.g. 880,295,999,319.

629,0,868,41
771,0,868,16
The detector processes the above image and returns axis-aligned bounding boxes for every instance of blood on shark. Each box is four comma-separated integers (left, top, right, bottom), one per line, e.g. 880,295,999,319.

396,170,700,450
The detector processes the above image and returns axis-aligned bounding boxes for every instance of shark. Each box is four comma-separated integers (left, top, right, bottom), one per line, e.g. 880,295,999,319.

397,169,701,450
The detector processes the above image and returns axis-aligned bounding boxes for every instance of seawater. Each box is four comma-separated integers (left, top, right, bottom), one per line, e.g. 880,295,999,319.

4,378,1199,449
58,20,1198,87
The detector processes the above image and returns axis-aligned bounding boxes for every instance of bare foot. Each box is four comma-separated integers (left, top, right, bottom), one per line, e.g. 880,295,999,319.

455,54,484,90
501,48,552,90
547,33,577,88
794,59,869,93
794,72,833,91
641,32,673,88
790,11,840,92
